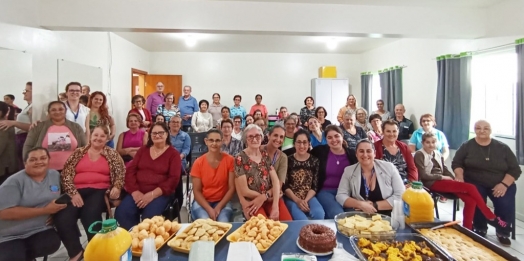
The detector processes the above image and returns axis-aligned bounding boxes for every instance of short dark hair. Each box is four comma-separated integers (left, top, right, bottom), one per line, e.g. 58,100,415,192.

24,147,50,162
0,101,9,118
315,106,328,117
26,81,32,87
4,94,14,101
65,82,82,92
132,94,145,103
245,114,254,121
221,106,230,114
368,114,382,123
233,95,242,101
199,99,209,108
269,124,285,135
382,119,399,130
146,122,171,147
233,115,242,121
376,99,384,104
47,101,66,112
303,96,314,106
221,118,234,129
293,129,311,145
212,93,220,99
255,94,262,99
254,109,262,116
79,95,89,105
154,114,165,122
356,139,374,151
206,128,223,139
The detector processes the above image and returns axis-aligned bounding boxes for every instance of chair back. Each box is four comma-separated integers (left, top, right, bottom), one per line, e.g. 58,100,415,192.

189,132,208,154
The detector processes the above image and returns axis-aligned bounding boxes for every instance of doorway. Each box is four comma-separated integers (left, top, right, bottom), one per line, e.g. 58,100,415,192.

131,68,183,110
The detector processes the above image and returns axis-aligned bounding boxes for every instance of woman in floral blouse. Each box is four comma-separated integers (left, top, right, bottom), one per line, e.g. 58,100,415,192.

156,93,179,122
234,124,292,221
299,96,315,128
54,125,125,261
283,129,324,220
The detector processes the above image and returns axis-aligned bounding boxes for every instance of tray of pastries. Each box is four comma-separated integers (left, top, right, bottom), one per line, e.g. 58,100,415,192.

167,218,232,254
226,214,288,254
350,233,454,261
334,212,395,240
129,216,182,256
409,222,519,261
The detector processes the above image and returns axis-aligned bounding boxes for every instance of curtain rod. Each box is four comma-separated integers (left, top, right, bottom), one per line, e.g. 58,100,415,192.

471,42,515,55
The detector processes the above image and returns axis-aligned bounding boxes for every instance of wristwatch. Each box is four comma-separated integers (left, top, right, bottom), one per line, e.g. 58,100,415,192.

372,202,378,210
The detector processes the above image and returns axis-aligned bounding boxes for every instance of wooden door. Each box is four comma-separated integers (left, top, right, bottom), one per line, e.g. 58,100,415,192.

144,75,183,102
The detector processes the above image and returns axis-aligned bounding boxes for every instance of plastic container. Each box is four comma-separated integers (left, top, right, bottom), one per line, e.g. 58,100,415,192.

84,219,133,261
402,181,434,224
391,199,405,230
334,212,395,240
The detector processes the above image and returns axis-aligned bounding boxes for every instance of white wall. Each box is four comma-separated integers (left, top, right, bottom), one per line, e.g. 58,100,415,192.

149,52,361,115
0,22,150,136
0,50,32,104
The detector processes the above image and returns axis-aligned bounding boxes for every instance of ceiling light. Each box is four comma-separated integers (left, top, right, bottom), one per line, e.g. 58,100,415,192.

185,35,197,47
326,38,338,50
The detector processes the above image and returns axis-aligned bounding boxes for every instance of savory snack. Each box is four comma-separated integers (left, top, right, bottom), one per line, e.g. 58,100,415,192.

129,216,182,253
356,237,442,261
419,228,506,261
227,214,288,252
336,214,394,238
167,218,232,252
298,224,337,253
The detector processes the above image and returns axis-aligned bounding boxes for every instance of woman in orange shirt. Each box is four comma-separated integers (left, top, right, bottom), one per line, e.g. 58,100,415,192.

190,129,235,222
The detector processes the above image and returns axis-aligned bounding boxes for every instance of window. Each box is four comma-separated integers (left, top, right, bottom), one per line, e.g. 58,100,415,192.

369,74,381,111
470,50,517,137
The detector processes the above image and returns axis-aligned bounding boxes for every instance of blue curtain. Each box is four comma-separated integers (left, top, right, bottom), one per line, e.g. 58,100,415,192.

360,73,373,112
434,53,472,150
379,67,403,114
516,39,524,164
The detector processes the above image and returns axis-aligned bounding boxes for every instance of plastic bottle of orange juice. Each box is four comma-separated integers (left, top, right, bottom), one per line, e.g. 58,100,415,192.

84,219,132,261
402,181,434,224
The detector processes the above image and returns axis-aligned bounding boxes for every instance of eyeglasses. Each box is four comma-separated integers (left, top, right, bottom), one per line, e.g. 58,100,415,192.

213,96,220,99
247,134,262,141
206,139,222,144
134,100,143,104
151,131,166,137
156,85,164,88
295,141,309,146
23,89,31,94
234,121,241,123
68,89,81,93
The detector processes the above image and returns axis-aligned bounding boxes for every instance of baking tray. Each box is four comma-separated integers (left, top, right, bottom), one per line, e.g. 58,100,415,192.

226,222,289,254
409,222,519,261
167,221,232,254
350,233,455,261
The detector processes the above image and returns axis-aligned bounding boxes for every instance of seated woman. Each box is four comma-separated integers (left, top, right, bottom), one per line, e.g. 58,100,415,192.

168,115,191,170
220,119,243,157
253,109,263,120
341,110,367,150
307,116,326,148
0,148,65,261
354,107,372,132
115,123,182,229
310,125,357,219
367,114,383,143
283,130,324,220
374,120,418,184
281,116,297,151
23,101,87,172
116,113,148,165
452,120,520,246
409,113,449,160
54,125,125,260
154,114,165,124
128,95,152,129
254,117,269,145
263,125,288,189
336,140,405,216
191,100,214,133
231,116,243,140
245,114,255,126
191,129,235,222
156,93,179,123
234,124,292,221
315,106,331,131
216,106,231,128
415,132,508,231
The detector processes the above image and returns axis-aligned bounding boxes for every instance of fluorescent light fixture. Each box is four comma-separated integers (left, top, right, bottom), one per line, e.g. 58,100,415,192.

326,38,338,50
185,35,197,47
368,33,383,38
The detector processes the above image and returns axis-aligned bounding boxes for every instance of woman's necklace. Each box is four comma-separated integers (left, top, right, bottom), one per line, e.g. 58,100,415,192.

479,144,491,161
332,150,345,165
152,146,167,157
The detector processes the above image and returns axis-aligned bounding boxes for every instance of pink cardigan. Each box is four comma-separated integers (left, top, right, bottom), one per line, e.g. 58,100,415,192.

374,139,418,182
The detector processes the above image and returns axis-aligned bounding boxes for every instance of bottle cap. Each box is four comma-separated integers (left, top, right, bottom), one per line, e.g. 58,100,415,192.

101,219,118,233
411,181,423,189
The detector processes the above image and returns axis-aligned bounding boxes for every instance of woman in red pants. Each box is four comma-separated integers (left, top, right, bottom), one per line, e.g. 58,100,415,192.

414,132,507,231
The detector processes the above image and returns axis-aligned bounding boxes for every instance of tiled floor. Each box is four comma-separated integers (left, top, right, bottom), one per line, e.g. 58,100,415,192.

38,199,524,260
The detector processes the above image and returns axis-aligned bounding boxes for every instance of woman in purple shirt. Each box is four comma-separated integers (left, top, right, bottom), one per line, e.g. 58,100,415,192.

310,125,357,219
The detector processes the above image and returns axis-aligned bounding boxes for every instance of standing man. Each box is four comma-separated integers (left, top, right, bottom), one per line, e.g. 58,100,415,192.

146,82,165,117
178,85,199,132
81,85,91,96
393,104,414,140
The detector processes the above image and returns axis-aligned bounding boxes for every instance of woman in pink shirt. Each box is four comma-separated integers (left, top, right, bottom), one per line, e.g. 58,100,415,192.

249,94,268,118
53,125,125,261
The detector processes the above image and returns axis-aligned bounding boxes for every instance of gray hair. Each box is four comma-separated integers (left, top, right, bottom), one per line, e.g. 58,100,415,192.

183,85,192,91
284,116,297,125
355,107,368,118
241,124,264,144
344,109,356,118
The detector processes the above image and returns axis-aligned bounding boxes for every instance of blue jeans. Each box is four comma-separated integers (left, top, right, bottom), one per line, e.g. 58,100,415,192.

471,182,516,237
316,189,353,219
115,193,170,230
106,139,114,148
191,201,233,222
284,196,325,220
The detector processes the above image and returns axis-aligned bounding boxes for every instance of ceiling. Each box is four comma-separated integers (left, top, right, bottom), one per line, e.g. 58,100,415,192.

212,0,505,8
114,33,399,53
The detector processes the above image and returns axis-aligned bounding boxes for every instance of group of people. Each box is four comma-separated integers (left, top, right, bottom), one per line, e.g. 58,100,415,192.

0,81,521,261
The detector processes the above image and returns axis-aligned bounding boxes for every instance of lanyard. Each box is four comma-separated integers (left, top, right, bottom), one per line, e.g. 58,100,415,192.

67,101,80,122
271,150,280,166
362,168,375,200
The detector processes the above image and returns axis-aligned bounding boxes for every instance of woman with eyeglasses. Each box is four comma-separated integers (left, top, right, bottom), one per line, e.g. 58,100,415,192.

367,114,383,143
355,108,372,132
209,93,223,127
23,101,87,172
341,110,367,151
231,116,243,140
230,95,247,128
371,99,391,122
169,115,191,171
156,93,180,123
314,106,331,131
234,124,292,220
216,106,231,129
299,96,316,128
281,116,297,151
336,139,405,216
254,117,269,145
128,95,152,129
283,130,324,220
63,82,90,132
115,123,181,229
409,114,449,160
220,119,243,157
308,116,326,148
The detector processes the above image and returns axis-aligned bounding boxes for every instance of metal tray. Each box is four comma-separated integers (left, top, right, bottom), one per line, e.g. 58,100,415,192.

349,233,455,261
409,222,519,261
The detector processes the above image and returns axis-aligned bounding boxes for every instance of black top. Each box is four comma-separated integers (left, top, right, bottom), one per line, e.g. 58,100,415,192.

452,138,521,187
382,145,408,180
394,117,414,140
359,178,391,216
321,120,332,131
342,126,368,151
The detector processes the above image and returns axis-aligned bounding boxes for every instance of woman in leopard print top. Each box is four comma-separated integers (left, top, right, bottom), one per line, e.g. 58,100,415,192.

282,129,324,220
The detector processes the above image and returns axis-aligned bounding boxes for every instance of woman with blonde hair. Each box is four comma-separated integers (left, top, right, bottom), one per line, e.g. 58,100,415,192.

337,94,358,124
